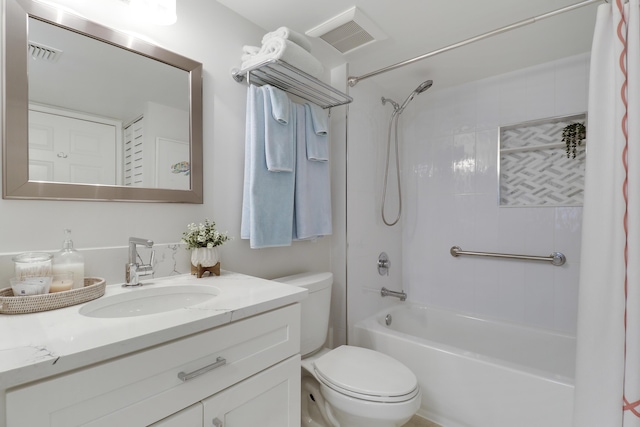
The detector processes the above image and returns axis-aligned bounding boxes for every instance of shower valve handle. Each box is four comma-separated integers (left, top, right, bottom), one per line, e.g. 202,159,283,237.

378,252,390,275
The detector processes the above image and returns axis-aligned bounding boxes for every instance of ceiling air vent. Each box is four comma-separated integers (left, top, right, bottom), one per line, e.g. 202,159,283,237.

306,6,387,54
28,41,62,62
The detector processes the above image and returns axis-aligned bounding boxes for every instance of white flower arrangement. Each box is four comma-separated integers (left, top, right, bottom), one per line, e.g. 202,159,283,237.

182,219,231,250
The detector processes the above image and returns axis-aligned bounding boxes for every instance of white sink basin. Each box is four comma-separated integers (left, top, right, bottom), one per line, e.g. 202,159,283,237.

80,285,220,318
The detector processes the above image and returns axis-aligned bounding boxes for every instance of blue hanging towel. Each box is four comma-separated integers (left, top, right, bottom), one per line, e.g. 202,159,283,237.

304,103,329,161
264,86,295,172
293,103,332,240
241,85,296,248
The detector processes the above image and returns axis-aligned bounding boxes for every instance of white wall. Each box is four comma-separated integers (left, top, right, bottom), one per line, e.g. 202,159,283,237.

327,64,349,348
143,101,189,188
346,79,404,339
401,53,589,334
0,0,332,286
1,0,587,344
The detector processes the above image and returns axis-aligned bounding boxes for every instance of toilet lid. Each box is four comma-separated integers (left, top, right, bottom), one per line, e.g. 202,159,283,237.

313,346,419,403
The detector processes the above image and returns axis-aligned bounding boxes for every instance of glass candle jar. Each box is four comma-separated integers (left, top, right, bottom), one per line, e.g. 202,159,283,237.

13,252,53,280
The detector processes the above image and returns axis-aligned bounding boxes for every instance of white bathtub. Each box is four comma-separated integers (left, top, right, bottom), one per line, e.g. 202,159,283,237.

353,304,576,427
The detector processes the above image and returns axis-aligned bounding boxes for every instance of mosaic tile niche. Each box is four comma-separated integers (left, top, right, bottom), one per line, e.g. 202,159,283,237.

499,113,586,207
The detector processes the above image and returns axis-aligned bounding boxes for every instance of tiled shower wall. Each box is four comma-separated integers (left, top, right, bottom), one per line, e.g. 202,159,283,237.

401,53,589,334
346,79,405,339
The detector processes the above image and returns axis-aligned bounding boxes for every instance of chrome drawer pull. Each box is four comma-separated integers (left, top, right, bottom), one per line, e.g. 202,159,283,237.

212,418,223,427
177,356,226,382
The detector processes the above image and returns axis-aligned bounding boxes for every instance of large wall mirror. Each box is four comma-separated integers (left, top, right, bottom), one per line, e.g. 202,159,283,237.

3,0,203,202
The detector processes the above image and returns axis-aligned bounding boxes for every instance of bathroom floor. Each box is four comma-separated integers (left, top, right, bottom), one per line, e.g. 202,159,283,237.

403,415,442,427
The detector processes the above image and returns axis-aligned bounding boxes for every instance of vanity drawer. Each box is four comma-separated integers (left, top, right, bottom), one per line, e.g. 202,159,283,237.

6,303,300,427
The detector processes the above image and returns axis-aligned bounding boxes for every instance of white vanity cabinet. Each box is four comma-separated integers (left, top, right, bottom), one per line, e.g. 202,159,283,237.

5,304,301,427
151,403,203,426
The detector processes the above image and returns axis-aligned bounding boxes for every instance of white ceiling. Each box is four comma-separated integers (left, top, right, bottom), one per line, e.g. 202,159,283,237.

216,0,600,97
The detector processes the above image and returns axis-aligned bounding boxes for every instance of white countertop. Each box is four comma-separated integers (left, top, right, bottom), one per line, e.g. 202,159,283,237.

0,271,306,390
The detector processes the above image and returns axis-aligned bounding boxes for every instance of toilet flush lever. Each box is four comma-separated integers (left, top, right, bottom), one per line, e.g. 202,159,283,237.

212,418,223,427
378,252,390,275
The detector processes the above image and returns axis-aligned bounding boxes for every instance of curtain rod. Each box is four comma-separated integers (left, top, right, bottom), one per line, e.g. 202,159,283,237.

347,0,602,87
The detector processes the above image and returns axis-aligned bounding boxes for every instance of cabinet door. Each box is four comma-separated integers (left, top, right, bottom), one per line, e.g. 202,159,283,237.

150,403,202,427
202,355,300,427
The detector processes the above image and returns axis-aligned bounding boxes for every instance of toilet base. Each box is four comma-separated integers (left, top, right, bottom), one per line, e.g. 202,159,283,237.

302,375,335,427
301,368,420,427
319,380,419,427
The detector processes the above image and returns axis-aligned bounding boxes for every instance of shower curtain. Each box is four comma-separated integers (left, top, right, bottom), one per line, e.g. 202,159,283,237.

573,0,640,426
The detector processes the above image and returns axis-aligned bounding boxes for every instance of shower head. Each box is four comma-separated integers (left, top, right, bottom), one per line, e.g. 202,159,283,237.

415,80,433,94
398,79,433,113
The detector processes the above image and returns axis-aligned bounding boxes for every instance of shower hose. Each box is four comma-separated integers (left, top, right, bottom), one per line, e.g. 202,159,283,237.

381,110,402,226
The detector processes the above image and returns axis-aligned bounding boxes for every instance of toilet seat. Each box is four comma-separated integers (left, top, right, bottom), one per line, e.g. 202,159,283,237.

313,345,419,403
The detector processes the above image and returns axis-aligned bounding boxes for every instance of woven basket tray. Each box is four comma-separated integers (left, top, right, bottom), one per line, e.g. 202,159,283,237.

0,277,106,315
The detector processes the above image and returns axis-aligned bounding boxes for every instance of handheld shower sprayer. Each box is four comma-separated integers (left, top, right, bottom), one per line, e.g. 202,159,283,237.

397,80,433,114
381,80,433,115
380,79,434,226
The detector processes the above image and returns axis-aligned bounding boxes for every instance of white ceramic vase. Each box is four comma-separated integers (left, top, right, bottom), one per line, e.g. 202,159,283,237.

190,247,219,267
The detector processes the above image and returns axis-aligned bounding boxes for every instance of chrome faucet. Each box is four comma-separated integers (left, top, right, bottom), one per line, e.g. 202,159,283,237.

124,237,154,287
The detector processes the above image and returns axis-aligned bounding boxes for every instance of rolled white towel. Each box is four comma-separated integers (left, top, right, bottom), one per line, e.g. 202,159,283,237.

243,45,260,54
262,26,312,53
241,45,261,62
241,37,324,79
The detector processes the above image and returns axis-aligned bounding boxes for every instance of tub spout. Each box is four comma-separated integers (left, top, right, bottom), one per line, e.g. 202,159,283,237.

381,287,407,301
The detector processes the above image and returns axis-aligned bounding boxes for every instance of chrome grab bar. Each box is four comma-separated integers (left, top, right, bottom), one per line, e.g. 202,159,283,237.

450,246,566,266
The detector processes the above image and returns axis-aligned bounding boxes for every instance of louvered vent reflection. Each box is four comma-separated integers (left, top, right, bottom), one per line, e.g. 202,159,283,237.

28,41,62,62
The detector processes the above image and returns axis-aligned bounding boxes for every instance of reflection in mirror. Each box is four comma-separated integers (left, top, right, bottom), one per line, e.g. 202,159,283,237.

28,18,190,189
499,113,586,207
3,0,203,202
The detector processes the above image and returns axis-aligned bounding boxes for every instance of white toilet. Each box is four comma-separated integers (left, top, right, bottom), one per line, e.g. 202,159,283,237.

274,272,421,427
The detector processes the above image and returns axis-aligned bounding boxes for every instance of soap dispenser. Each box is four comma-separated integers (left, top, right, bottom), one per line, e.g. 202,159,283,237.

52,229,85,290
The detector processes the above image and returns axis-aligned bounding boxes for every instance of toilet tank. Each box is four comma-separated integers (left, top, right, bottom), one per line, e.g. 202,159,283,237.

273,272,333,357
